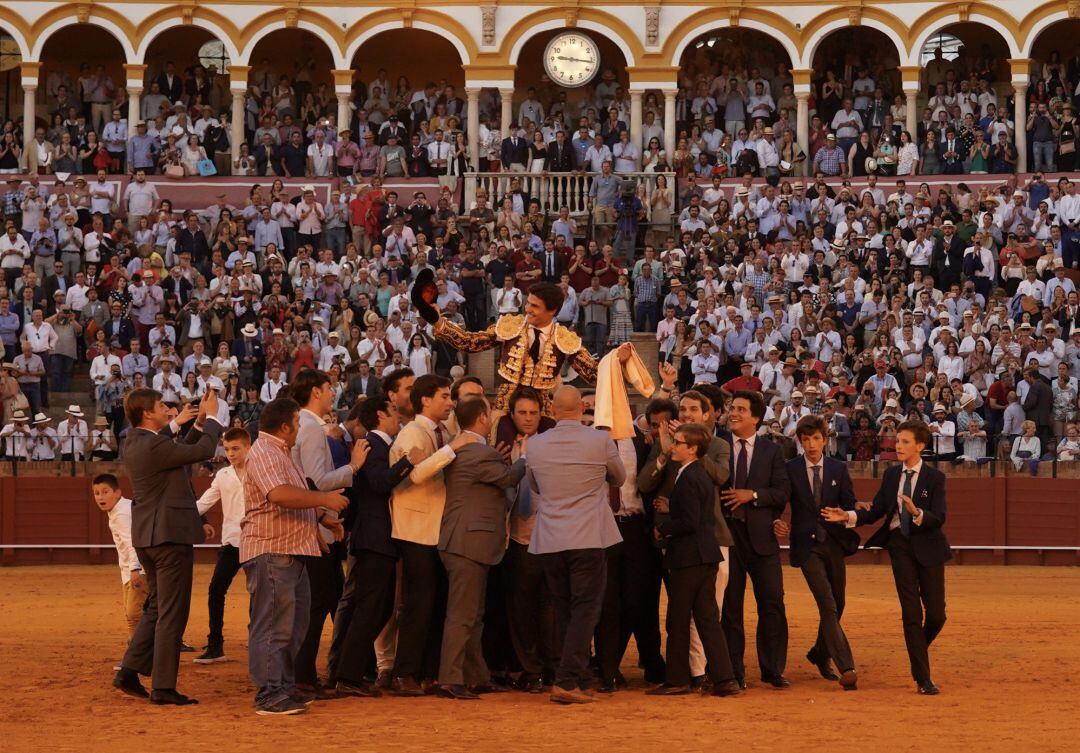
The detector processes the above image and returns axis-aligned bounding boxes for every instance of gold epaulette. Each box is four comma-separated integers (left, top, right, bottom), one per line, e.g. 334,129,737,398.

495,314,526,341
554,324,582,355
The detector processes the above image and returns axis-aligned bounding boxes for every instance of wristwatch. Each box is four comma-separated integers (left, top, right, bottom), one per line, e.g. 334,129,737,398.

752,491,759,504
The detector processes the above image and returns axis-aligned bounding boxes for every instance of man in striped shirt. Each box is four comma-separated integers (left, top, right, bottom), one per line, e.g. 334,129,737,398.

240,397,349,716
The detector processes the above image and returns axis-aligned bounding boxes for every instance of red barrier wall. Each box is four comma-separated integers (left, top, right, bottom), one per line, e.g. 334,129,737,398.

2,475,1078,567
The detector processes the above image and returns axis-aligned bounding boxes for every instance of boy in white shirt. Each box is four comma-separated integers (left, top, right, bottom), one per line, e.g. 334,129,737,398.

93,473,146,637
193,427,251,663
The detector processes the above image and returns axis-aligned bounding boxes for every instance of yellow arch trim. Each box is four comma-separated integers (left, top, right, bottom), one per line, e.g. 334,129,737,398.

343,9,479,65
660,7,801,67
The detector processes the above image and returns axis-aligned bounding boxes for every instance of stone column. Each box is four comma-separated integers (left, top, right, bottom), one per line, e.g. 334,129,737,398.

629,90,643,149
20,62,40,171
1010,58,1032,173
662,88,677,158
792,68,812,171
465,86,481,170
229,65,251,166
332,69,354,133
123,63,147,127
899,65,921,141
500,88,514,138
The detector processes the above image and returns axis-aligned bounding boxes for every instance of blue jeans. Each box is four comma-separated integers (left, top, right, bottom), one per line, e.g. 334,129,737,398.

324,227,347,257
18,382,41,416
50,353,74,392
1033,141,1056,173
244,553,310,708
634,301,657,332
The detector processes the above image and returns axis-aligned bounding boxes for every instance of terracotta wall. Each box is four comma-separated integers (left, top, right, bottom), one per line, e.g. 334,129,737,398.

2,473,1078,567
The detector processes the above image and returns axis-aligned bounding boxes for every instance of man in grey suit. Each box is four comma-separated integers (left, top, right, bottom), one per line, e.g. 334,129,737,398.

1021,363,1054,448
437,398,526,700
289,369,369,693
526,386,625,705
113,389,224,705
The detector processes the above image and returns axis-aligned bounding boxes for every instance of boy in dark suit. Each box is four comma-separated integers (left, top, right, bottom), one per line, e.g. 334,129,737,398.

647,423,740,698
332,396,420,698
777,415,860,690
824,419,951,695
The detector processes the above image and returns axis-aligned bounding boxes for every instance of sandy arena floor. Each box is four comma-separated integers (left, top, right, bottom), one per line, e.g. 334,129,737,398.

0,564,1077,752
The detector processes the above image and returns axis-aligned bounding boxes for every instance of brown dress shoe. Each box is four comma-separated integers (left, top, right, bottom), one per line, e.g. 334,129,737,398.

550,685,595,704
711,680,742,697
390,676,425,696
839,670,858,691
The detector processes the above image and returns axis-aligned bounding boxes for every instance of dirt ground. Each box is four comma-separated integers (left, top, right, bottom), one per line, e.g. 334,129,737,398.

1,564,1077,752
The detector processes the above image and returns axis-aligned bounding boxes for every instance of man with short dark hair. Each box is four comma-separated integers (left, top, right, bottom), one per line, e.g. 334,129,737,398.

825,419,951,695
776,415,860,690
387,374,478,694
719,390,792,689
240,397,349,715
113,389,224,705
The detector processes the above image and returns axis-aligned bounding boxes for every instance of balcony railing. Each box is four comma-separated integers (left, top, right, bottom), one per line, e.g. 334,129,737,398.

463,171,676,218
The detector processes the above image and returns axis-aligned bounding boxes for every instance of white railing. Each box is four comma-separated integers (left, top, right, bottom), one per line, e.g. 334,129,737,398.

463,171,676,217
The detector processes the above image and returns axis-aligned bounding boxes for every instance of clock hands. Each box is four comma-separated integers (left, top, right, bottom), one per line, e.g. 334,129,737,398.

556,55,593,64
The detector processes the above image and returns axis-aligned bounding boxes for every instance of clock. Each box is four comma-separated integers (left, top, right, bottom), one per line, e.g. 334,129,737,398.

543,33,600,88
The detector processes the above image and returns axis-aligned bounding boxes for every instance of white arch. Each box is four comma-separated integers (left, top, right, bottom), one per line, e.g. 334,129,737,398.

239,19,346,69
345,21,471,66
0,21,30,60
799,18,904,69
668,19,799,68
30,17,133,62
1020,11,1073,58
135,18,241,64
906,15,1021,66
507,19,637,68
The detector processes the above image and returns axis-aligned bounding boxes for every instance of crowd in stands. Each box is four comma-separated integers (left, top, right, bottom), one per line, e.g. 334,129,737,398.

0,45,1078,468
1,41,1080,182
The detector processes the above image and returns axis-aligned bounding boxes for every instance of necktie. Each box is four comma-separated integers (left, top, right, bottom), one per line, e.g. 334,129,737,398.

812,465,822,506
770,369,779,390
434,424,446,449
900,469,915,535
734,439,749,521
547,253,554,278
528,327,542,364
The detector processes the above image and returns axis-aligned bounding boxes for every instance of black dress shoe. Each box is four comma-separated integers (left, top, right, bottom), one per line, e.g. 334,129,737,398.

113,669,149,699
765,676,791,689
712,680,742,697
295,682,338,700
179,642,197,653
150,689,198,705
597,679,617,693
439,684,480,700
807,650,840,681
336,680,381,698
469,682,511,694
518,675,545,694
918,680,940,696
736,678,747,690
645,684,691,696
390,676,425,697
689,675,706,690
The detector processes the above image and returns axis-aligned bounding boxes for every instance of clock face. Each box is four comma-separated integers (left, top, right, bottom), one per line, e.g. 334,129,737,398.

543,33,600,88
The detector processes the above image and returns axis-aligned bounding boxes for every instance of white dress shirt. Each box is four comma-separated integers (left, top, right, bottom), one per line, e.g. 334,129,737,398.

197,465,246,547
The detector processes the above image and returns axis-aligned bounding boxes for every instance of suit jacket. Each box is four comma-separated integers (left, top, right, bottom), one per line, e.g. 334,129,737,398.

25,140,55,173
348,374,382,399
638,435,733,547
389,417,456,546
659,460,722,569
525,419,625,555
932,234,964,280
101,316,136,350
784,456,860,568
156,73,184,104
293,409,354,491
1022,378,1053,427
500,136,529,167
349,431,411,557
539,250,567,283
43,274,71,303
546,140,575,172
829,413,851,460
724,435,791,556
857,463,952,567
439,441,526,565
125,420,223,548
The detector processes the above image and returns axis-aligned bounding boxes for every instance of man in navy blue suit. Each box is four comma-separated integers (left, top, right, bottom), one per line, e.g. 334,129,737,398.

777,415,860,691
719,390,791,689
331,396,420,698
824,419,951,695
